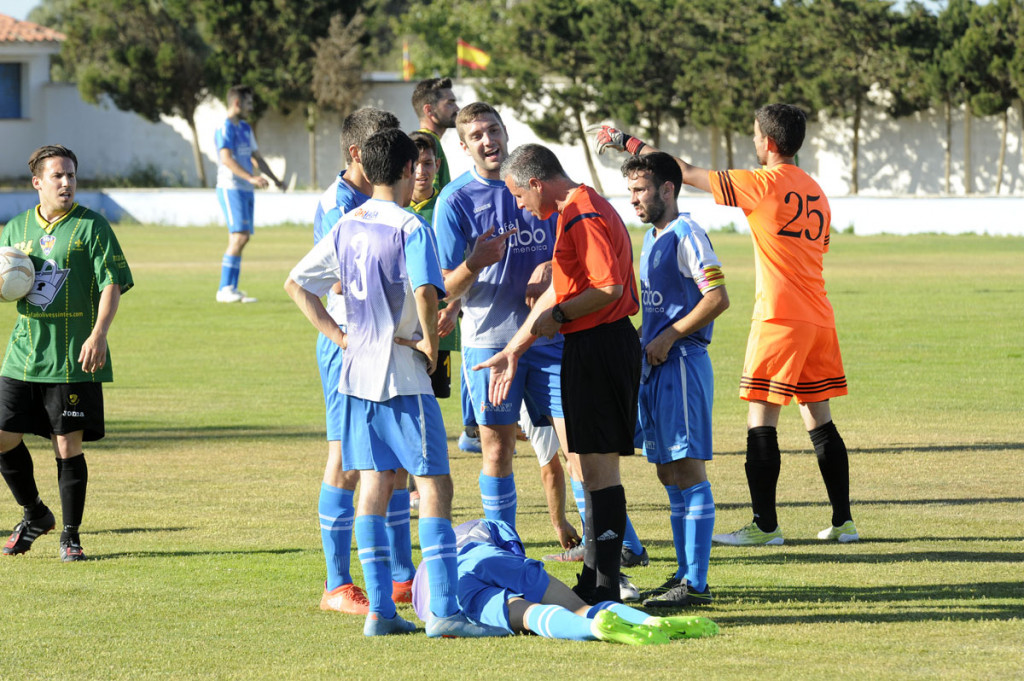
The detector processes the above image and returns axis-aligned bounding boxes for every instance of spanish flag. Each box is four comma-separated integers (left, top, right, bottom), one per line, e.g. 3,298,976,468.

457,38,490,71
402,40,414,81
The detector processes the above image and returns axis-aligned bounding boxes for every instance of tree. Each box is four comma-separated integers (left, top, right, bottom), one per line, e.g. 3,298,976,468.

950,0,1019,194
60,0,212,186
1010,0,1024,178
923,0,975,194
796,0,902,194
312,12,368,185
581,0,690,151
26,0,75,81
681,0,790,168
194,1,359,188
391,0,502,79
473,0,607,191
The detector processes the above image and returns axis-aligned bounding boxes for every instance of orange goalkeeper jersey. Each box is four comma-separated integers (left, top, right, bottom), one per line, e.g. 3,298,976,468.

709,165,835,327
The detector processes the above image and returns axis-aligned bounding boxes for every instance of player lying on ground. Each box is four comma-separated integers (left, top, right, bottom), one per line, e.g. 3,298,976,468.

411,518,719,644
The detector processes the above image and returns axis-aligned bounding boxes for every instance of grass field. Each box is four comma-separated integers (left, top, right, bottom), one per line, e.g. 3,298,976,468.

0,224,1021,680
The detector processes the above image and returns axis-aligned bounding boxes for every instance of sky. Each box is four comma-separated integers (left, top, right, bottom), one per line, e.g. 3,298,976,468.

5,0,40,21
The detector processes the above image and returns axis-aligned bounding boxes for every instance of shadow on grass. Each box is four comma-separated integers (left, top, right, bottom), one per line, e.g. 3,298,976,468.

85,547,305,561
627,497,1024,514
94,423,323,449
710,549,1024,564
710,581,1023,624
716,442,1024,456
88,526,193,535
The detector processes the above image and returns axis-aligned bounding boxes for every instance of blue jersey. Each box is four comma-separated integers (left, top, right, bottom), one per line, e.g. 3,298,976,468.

313,171,371,244
639,213,724,360
335,199,445,401
433,168,559,348
214,119,257,190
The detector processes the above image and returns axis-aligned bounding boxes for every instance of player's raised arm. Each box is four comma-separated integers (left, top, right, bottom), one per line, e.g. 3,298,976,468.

587,124,712,194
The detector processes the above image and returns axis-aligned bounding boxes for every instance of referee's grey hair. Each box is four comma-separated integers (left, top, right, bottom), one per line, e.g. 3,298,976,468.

500,144,568,187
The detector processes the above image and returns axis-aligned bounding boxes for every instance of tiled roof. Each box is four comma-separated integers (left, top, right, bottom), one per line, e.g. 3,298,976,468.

0,14,65,43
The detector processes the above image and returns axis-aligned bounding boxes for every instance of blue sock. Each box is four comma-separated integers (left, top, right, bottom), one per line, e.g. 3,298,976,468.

682,480,715,592
386,489,414,583
622,513,644,556
354,515,395,618
526,604,596,641
665,485,687,581
418,516,458,617
479,472,517,527
219,254,240,290
587,601,648,626
318,483,354,591
571,477,587,538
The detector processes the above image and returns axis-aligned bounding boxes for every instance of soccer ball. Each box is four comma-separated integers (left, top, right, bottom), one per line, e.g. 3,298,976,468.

0,247,34,303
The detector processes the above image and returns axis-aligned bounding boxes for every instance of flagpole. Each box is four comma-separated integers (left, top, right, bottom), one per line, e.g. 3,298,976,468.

457,36,462,81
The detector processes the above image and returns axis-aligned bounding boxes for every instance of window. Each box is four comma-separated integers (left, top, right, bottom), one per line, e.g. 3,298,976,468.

0,63,23,119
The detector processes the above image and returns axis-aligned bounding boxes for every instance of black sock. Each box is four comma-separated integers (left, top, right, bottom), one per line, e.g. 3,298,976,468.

809,421,852,526
746,426,781,532
56,455,88,529
1,442,45,514
588,485,626,600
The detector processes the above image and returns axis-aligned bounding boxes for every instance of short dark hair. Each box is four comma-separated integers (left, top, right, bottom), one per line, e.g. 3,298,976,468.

500,144,567,187
412,77,453,116
409,130,437,158
341,107,401,163
28,145,78,176
227,85,253,105
621,152,682,199
755,103,806,157
455,102,503,142
362,128,419,186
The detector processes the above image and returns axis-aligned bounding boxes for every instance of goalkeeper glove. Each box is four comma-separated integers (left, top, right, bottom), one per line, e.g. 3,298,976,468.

589,124,647,156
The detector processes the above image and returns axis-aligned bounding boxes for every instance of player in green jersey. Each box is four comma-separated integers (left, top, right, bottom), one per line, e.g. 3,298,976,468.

412,77,459,193
0,145,133,562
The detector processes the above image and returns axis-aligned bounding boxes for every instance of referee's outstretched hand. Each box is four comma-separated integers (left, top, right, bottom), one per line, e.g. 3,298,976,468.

472,348,519,407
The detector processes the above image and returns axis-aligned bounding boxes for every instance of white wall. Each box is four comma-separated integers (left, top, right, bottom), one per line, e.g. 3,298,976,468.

2,188,1022,237
2,78,1023,198
3,78,1024,237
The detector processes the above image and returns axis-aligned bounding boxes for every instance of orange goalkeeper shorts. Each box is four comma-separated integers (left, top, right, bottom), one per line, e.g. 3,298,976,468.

739,319,848,405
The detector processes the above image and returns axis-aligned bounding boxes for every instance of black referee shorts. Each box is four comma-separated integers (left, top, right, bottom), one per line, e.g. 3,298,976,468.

560,316,641,455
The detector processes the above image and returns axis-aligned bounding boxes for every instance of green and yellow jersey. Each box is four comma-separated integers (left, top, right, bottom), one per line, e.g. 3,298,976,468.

1,203,134,383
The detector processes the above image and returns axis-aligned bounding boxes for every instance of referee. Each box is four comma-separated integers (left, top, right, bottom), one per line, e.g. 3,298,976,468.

474,143,640,604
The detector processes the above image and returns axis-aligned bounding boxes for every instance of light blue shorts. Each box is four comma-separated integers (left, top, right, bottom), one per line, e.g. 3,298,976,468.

340,392,449,476
217,188,255,234
463,343,563,427
456,542,550,634
316,332,344,441
638,349,714,464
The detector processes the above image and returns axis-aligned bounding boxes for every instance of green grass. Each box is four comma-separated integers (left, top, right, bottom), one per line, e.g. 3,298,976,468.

0,225,1021,680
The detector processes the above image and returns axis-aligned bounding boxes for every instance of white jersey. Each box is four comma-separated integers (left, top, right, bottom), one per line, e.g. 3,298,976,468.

290,199,445,402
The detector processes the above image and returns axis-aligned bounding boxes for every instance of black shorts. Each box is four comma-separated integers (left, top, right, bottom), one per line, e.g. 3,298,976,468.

0,377,105,441
430,350,452,399
561,316,641,455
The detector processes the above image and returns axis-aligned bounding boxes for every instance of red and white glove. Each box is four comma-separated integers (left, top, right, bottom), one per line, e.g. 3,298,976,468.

588,124,647,156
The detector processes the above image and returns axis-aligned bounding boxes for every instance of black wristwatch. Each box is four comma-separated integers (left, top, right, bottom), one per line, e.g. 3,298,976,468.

551,304,570,324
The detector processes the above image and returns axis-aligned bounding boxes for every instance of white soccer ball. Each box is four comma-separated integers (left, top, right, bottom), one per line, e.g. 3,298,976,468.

0,247,34,303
